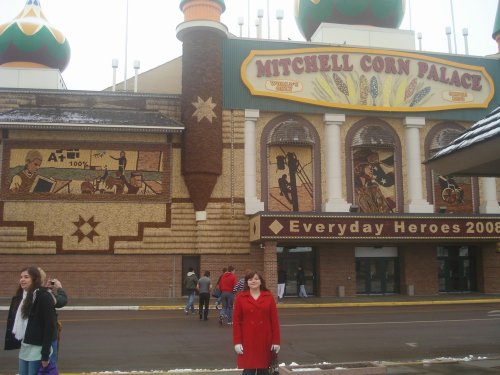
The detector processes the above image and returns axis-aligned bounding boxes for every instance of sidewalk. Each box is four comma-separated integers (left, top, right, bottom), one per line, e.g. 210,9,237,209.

2,292,498,311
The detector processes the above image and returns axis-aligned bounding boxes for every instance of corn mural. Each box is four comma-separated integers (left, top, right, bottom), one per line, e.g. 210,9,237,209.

312,72,433,108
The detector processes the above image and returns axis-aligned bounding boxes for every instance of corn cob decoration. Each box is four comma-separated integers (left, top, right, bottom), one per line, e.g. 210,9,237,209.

404,78,418,102
333,73,349,102
370,76,379,105
409,86,431,107
359,75,369,105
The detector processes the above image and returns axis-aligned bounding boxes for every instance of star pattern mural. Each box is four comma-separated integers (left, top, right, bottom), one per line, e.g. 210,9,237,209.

72,215,100,243
191,96,217,123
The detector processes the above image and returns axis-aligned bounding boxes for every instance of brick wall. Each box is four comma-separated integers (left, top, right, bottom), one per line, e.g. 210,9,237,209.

317,245,356,297
0,251,267,299
399,244,438,295
477,243,500,293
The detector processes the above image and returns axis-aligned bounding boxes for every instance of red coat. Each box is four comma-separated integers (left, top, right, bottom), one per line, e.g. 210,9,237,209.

219,271,237,292
233,290,280,369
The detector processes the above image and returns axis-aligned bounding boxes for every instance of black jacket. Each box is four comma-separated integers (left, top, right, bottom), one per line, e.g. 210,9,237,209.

4,288,57,361
4,295,22,350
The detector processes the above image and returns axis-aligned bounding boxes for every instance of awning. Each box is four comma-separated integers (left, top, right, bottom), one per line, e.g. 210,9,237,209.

0,107,184,134
424,107,500,177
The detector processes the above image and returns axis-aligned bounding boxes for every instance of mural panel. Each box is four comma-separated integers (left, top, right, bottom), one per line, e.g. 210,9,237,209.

432,173,473,213
2,142,170,201
352,147,396,213
268,145,313,212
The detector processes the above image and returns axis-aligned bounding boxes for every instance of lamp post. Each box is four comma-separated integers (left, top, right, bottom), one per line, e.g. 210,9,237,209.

133,59,140,93
462,28,469,55
257,9,263,39
238,17,244,37
276,9,284,40
111,59,118,92
445,26,452,54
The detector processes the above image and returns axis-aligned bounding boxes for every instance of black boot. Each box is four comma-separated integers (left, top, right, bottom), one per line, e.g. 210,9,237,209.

204,311,208,321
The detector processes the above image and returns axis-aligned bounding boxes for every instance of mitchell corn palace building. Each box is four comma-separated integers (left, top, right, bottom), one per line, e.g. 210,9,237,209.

0,0,499,299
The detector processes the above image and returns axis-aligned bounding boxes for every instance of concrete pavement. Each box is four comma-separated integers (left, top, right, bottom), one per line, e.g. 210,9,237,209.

1,294,500,374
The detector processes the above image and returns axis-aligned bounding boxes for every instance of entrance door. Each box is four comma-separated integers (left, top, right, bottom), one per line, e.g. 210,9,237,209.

356,258,399,294
277,246,316,297
438,246,476,292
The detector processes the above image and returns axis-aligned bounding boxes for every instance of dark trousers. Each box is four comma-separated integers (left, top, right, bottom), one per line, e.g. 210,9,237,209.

198,292,210,319
242,370,268,375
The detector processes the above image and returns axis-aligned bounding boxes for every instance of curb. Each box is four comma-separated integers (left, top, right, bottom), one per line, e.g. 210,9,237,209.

1,298,499,311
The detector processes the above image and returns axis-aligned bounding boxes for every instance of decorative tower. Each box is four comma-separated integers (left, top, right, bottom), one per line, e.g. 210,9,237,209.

177,0,227,221
493,0,500,53
0,0,70,71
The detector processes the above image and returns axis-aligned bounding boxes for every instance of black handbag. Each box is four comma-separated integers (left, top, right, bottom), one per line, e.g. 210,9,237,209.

269,349,279,375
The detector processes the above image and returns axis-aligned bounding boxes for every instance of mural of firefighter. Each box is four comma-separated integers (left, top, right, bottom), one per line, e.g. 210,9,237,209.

269,146,313,212
352,148,396,213
432,173,473,213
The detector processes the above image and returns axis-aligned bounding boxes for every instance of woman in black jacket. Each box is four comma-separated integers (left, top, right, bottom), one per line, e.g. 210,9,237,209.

4,266,57,375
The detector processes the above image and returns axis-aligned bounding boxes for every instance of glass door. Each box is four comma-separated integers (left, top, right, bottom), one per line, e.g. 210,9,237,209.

277,246,316,297
356,258,399,294
438,246,476,292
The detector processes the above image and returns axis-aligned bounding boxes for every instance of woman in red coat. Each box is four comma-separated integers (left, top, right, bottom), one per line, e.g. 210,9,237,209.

232,271,280,375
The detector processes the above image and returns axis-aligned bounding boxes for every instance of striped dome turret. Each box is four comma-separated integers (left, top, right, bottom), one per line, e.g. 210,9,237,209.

180,0,225,22
0,0,71,71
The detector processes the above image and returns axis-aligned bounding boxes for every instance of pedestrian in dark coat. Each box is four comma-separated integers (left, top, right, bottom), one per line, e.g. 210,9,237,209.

4,266,57,375
233,271,280,374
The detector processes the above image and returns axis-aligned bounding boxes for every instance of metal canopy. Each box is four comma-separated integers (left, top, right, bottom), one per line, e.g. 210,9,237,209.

0,107,184,134
424,106,500,177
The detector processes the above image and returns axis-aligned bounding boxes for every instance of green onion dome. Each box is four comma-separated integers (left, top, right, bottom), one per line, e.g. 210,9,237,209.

295,0,406,41
493,0,500,40
0,0,70,71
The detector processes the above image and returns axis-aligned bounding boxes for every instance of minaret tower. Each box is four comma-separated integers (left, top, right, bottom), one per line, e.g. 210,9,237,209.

177,0,227,221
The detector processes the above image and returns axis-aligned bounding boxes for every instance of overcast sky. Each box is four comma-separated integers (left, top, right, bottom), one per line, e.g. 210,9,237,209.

1,0,498,91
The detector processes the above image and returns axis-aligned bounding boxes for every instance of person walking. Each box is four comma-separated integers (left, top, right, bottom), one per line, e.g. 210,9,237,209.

297,266,308,297
183,267,198,315
233,271,281,375
197,271,212,321
213,267,227,310
233,269,251,296
219,265,237,325
4,266,57,375
38,267,67,364
277,266,287,301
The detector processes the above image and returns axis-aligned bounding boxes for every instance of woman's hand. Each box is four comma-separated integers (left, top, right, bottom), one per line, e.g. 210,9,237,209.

234,344,244,354
41,360,49,368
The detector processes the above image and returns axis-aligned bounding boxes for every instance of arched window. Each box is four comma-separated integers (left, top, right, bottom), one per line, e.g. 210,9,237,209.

346,119,403,213
261,115,321,212
425,123,478,214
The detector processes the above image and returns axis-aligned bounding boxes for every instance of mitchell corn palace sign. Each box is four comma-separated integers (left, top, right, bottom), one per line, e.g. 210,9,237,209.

241,47,494,112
